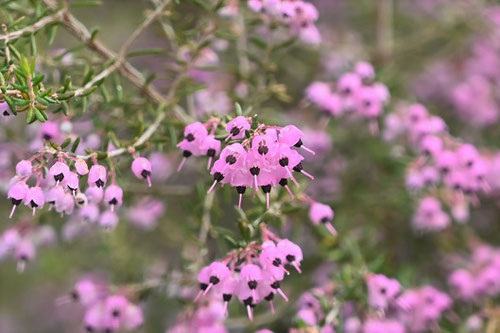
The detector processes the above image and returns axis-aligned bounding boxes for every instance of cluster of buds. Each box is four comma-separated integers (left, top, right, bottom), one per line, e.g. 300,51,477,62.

194,226,303,320
448,243,500,301
178,116,316,209
58,277,144,332
246,0,321,45
383,103,492,229
306,62,390,133
0,223,55,272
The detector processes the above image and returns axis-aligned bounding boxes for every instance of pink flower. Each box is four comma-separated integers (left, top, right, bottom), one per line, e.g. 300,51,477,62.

226,116,251,140
88,164,107,188
99,210,119,230
79,204,100,223
122,304,143,330
104,185,123,211
83,186,103,205
66,172,80,194
309,202,337,235
449,269,476,300
7,182,29,218
355,61,375,82
24,186,45,216
131,157,152,187
49,161,70,183
366,274,401,309
15,160,32,179
75,159,89,175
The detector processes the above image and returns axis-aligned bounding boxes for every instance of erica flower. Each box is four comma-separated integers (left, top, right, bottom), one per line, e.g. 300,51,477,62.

122,303,144,330
309,202,337,235
79,204,100,223
15,160,32,179
7,181,29,218
24,186,45,216
277,239,303,273
15,238,36,273
89,164,107,188
66,172,80,195
225,116,250,141
49,161,70,183
366,274,401,309
131,157,152,187
75,159,89,175
104,185,123,211
99,211,119,230
86,186,104,204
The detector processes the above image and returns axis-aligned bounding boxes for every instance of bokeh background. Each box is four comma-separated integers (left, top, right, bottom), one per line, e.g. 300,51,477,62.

2,0,500,332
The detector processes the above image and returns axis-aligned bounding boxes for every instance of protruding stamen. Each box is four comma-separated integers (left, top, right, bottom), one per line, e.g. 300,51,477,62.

300,170,315,180
9,205,17,219
279,265,290,275
223,301,229,316
17,260,26,273
194,290,203,302
203,283,213,295
177,157,187,172
238,194,243,209
292,262,302,273
277,288,288,302
285,166,299,186
369,120,379,136
254,175,258,191
207,157,213,170
325,222,338,236
301,145,316,155
247,305,253,321
266,193,270,209
269,300,275,314
284,185,295,199
207,180,218,194
147,175,152,187
32,207,36,216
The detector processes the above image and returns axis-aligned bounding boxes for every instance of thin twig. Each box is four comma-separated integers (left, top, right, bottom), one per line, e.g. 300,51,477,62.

0,10,65,42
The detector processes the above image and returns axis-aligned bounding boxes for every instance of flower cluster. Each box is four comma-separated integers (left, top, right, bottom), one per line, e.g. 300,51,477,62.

246,0,322,45
306,61,390,133
397,286,452,331
413,5,500,126
412,196,450,232
178,116,316,209
383,103,492,230
7,141,153,232
58,277,144,332
0,223,55,272
194,227,302,320
448,243,500,301
294,271,452,332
